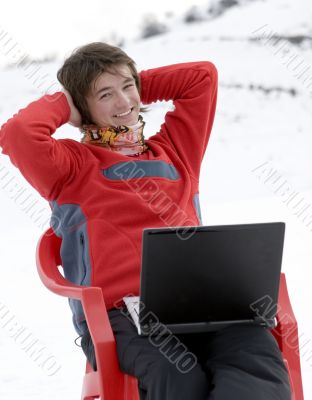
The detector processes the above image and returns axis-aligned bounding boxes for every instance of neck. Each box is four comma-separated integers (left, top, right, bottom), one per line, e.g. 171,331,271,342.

80,115,148,156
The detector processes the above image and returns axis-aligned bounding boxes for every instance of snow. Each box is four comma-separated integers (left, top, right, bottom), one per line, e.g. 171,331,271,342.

0,0,311,397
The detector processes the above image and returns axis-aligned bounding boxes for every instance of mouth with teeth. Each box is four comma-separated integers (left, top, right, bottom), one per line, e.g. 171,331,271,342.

113,107,134,118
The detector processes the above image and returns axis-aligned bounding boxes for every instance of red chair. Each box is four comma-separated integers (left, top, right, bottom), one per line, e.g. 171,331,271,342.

36,228,139,400
271,273,304,400
36,228,304,400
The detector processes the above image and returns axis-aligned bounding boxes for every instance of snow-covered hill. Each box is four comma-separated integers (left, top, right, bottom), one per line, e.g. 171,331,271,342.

0,0,311,398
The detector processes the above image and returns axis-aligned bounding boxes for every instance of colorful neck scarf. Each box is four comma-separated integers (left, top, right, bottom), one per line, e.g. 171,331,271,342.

80,115,148,156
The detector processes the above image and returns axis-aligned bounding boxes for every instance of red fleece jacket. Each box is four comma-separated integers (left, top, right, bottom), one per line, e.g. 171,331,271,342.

0,61,218,332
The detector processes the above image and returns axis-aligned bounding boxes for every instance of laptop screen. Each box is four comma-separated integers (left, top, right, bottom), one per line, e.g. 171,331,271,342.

139,222,285,327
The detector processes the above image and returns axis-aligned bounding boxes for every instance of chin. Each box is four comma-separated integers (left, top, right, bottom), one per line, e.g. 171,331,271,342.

129,117,140,126
121,116,140,126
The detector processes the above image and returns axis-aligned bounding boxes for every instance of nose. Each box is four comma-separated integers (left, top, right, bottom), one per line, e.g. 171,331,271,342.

115,91,131,110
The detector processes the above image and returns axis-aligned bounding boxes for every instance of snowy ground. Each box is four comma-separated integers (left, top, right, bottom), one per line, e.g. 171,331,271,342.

0,0,311,398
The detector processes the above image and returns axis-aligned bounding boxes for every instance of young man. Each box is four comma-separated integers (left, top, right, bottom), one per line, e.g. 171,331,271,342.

0,42,291,399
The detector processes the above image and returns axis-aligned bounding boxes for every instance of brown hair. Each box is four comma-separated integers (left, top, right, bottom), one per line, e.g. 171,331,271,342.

57,42,142,125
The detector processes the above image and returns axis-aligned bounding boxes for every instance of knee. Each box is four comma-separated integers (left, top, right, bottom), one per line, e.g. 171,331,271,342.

147,355,206,387
151,356,193,377
143,356,210,398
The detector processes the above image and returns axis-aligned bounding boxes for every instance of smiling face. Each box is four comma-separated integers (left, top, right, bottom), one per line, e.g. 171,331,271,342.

86,64,141,128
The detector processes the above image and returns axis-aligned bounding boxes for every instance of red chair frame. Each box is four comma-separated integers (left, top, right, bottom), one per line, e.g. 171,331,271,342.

36,228,304,399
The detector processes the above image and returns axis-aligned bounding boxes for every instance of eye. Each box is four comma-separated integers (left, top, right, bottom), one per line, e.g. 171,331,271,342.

100,92,111,100
124,84,134,89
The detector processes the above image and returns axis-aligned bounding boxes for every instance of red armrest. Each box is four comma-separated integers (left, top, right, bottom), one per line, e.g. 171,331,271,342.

274,273,298,352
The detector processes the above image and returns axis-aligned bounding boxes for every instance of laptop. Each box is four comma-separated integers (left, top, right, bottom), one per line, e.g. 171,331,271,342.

123,222,285,335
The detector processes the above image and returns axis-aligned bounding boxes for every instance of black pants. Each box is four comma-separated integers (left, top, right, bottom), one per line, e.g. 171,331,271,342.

81,308,291,400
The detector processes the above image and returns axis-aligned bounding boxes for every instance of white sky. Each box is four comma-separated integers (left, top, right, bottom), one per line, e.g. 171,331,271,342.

0,0,211,62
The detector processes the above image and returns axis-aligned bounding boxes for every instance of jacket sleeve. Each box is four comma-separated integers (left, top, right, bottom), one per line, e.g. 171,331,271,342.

139,61,218,179
0,92,85,200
